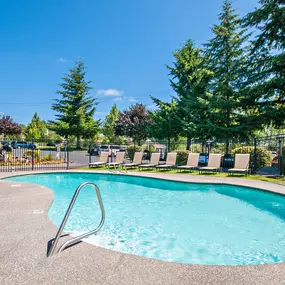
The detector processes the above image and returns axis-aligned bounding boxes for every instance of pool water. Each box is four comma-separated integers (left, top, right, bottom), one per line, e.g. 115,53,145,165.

6,173,285,265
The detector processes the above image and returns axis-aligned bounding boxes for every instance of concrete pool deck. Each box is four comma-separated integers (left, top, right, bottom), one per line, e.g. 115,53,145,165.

1,170,285,285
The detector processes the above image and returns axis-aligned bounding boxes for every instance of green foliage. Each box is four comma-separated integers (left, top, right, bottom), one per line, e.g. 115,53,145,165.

23,149,40,160
149,98,182,150
115,104,151,146
25,113,47,140
168,40,213,140
232,146,272,170
176,150,189,166
204,0,253,142
243,0,285,129
102,104,122,143
127,145,142,161
49,60,99,148
41,153,53,161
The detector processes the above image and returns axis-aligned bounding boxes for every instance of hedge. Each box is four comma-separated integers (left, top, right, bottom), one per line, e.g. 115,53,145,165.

232,146,272,170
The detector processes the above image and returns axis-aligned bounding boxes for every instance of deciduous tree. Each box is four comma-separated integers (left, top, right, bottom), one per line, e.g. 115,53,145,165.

0,116,22,137
115,104,150,146
25,112,46,140
102,104,120,143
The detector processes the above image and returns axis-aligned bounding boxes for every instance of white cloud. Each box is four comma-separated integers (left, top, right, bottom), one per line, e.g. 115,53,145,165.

127,96,137,102
97,89,124,97
113,97,123,101
56,57,67,62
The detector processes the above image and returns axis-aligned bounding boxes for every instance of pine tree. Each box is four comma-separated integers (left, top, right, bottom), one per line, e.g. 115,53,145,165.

149,97,182,151
25,112,46,140
102,104,120,143
167,40,213,148
49,60,99,148
204,0,251,152
243,0,285,129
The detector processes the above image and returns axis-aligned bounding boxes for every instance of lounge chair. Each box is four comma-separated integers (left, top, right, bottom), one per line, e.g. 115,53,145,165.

177,153,199,172
156,152,177,170
199,154,221,173
228,154,250,175
139,153,160,169
123,152,143,169
107,151,125,169
89,152,109,168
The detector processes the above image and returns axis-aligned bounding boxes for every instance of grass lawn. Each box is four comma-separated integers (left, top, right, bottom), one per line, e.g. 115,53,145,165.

78,166,285,185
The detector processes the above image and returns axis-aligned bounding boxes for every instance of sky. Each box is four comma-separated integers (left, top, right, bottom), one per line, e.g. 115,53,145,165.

0,0,258,125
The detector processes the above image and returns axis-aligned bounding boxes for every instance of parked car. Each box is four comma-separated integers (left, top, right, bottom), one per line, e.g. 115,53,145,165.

2,142,13,152
88,146,100,156
47,141,57,147
222,153,234,168
198,152,209,165
11,141,37,149
88,145,123,157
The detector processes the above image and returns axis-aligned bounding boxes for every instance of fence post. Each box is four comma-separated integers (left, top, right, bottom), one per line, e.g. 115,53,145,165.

31,138,35,171
278,135,283,176
89,141,92,164
253,137,257,174
207,140,211,156
66,140,69,170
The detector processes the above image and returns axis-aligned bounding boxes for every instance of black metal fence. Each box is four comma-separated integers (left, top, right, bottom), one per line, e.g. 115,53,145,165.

157,134,284,175
0,135,284,175
0,139,93,172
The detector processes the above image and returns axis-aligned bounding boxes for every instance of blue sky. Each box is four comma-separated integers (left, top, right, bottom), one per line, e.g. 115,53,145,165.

0,0,257,125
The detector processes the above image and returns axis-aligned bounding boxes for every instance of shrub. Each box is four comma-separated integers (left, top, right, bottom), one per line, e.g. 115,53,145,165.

232,146,272,170
126,145,142,161
41,152,53,162
23,149,40,161
176,150,189,166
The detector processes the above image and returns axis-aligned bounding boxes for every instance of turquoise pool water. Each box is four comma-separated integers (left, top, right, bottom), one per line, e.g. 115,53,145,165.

6,173,285,265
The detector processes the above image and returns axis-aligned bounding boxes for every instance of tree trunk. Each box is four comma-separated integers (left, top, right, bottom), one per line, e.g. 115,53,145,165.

167,137,171,152
225,139,229,155
186,137,191,151
76,135,81,149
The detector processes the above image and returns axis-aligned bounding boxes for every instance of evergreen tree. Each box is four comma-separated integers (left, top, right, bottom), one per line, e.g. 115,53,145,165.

167,40,213,148
49,60,99,148
204,0,251,152
25,112,46,140
102,104,120,143
149,97,182,151
243,0,285,129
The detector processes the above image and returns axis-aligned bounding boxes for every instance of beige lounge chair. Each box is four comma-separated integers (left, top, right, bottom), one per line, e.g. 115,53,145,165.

199,154,221,173
177,153,199,171
139,153,160,169
124,152,143,169
156,152,177,170
107,151,125,168
228,154,250,175
89,152,109,168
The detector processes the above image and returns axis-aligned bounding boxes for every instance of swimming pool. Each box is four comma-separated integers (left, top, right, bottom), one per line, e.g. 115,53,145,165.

6,172,285,265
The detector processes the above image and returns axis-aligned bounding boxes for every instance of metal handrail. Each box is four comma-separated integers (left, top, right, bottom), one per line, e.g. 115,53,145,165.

47,182,105,257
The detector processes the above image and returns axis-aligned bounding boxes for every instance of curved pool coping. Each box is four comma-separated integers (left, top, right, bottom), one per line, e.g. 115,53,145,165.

1,169,285,285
